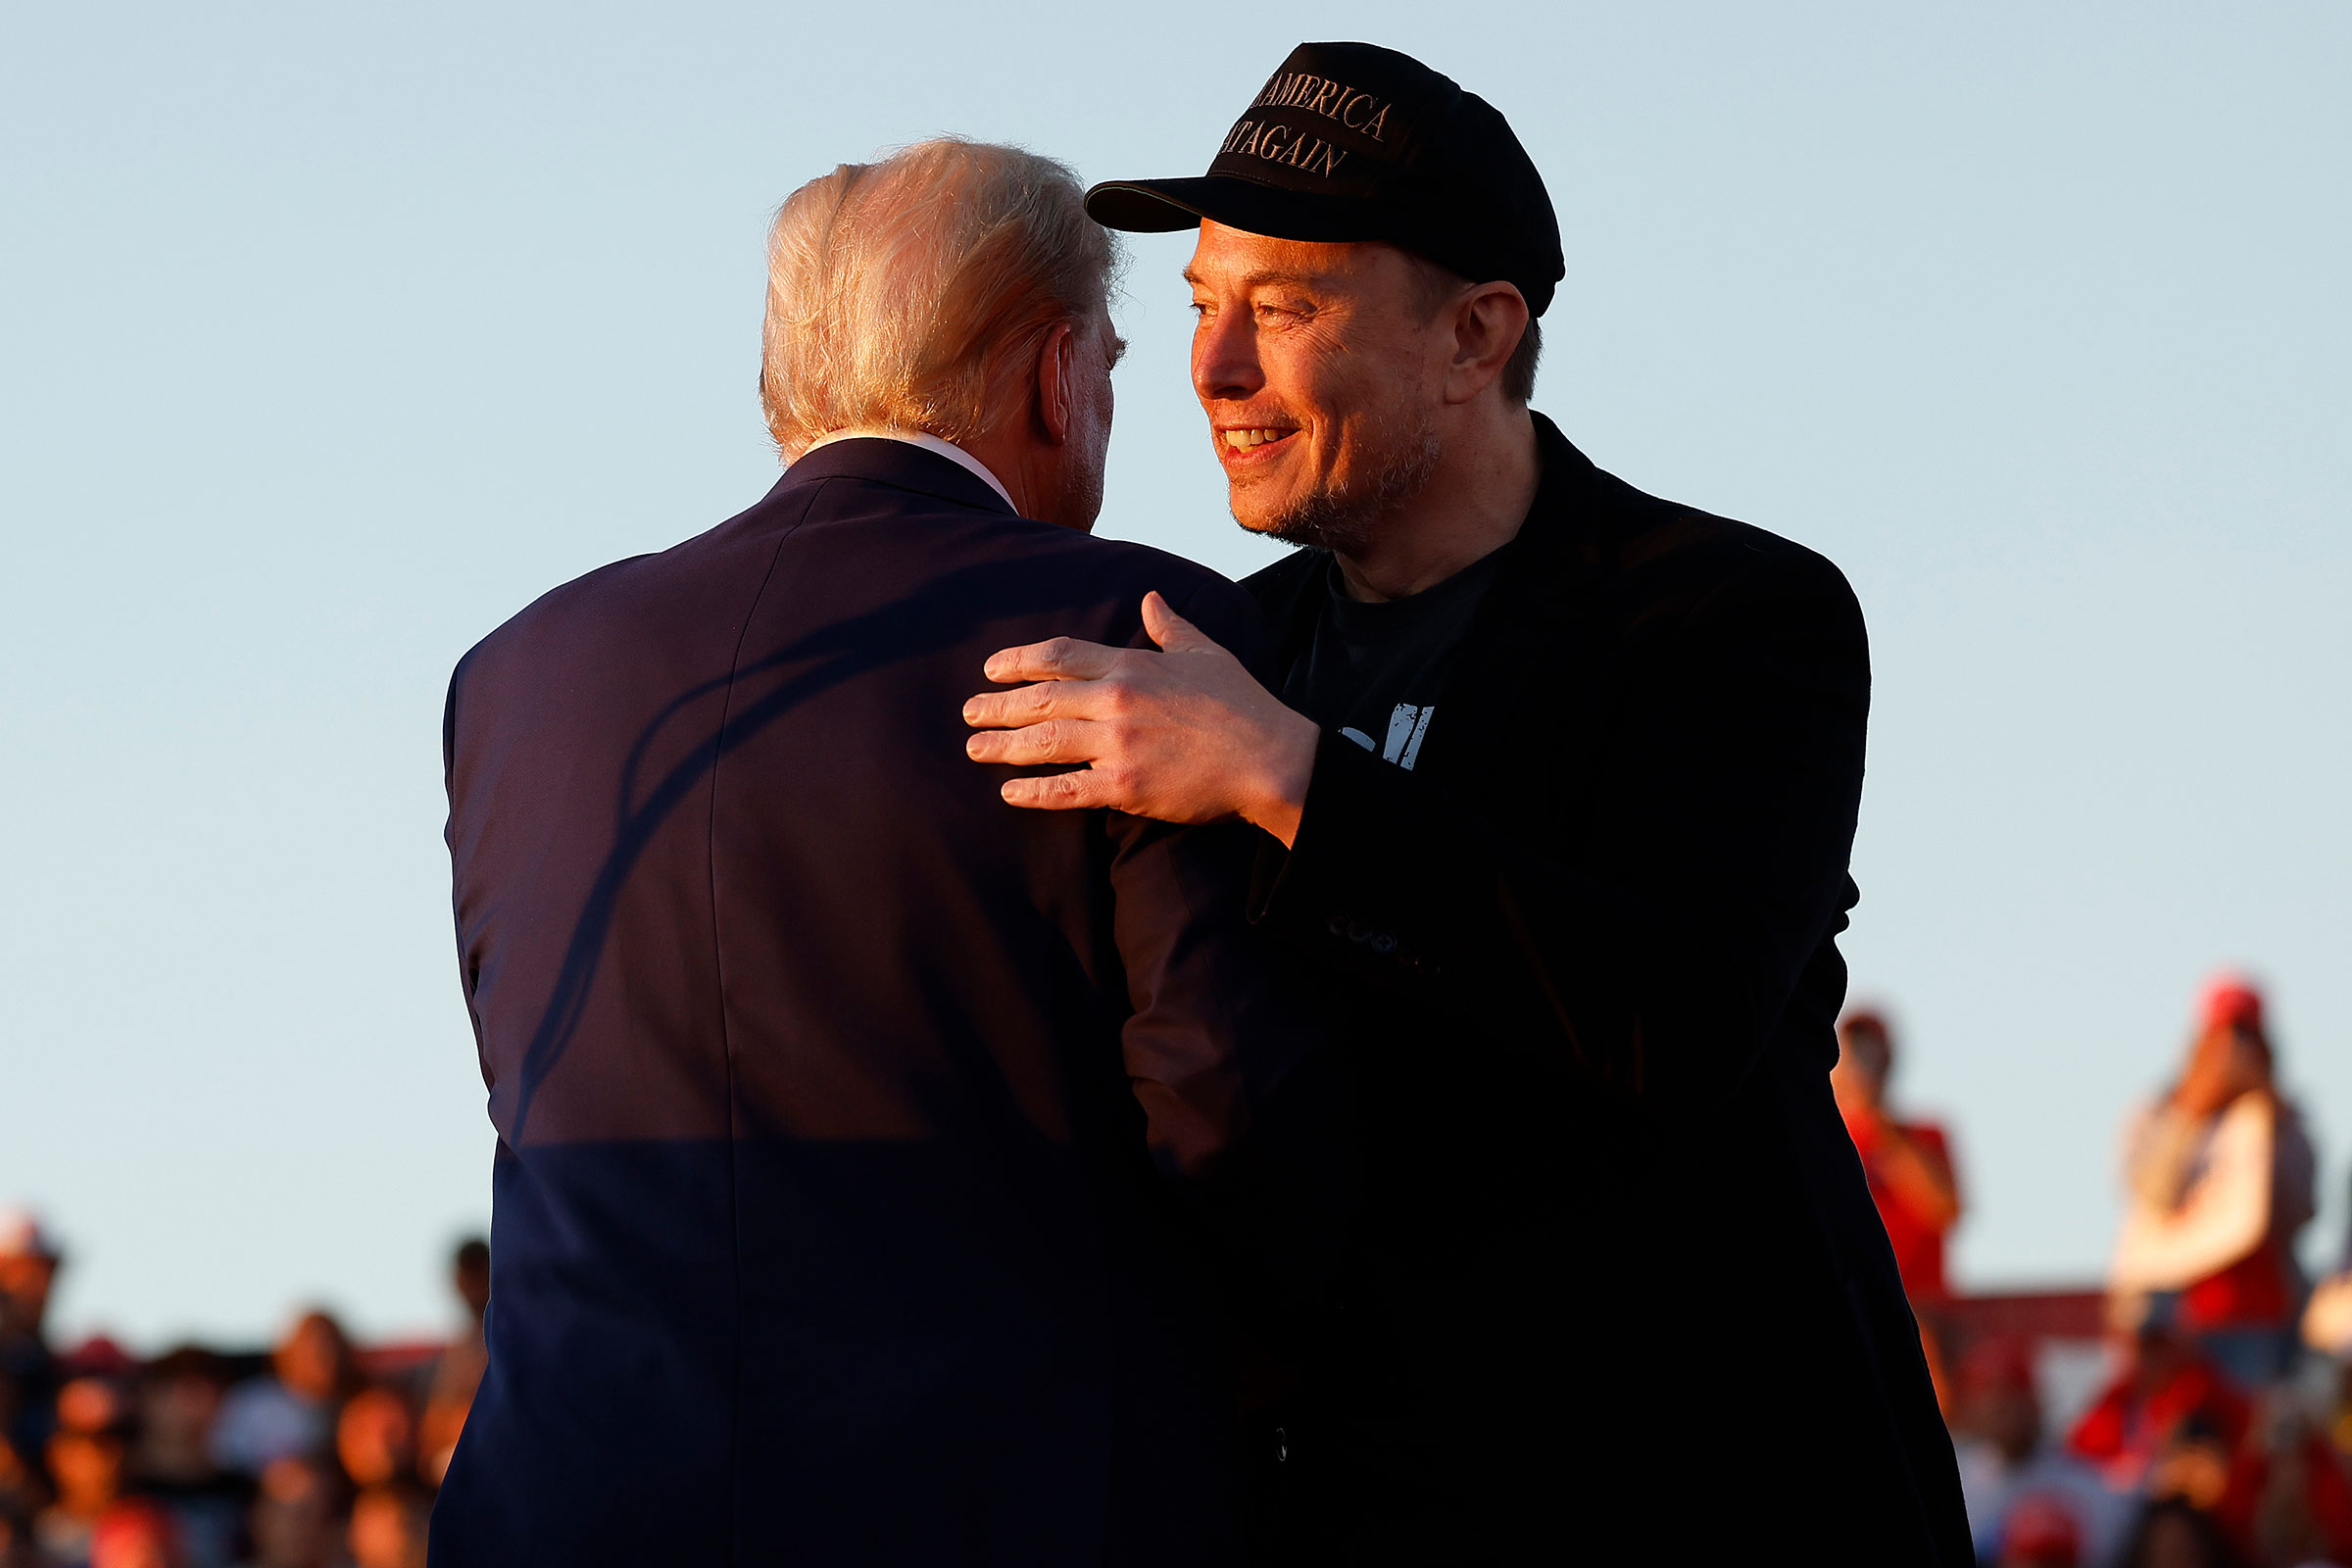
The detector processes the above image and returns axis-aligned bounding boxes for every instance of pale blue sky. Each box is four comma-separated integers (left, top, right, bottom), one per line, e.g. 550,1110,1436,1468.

3,2,2346,1347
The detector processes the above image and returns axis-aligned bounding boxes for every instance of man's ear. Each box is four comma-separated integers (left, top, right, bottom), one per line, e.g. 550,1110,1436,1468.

1033,320,1078,446
1443,283,1530,406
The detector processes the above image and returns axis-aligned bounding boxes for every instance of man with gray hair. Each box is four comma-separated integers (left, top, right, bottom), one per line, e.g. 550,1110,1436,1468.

433,138,1320,1566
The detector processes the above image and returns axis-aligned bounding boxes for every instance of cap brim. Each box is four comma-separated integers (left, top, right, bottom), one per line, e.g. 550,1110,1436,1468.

1085,175,1394,244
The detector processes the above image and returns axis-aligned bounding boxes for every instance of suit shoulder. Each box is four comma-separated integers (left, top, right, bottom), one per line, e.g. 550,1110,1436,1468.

452,550,662,686
1590,467,1860,621
1062,533,1262,640
1069,531,1231,589
456,471,829,687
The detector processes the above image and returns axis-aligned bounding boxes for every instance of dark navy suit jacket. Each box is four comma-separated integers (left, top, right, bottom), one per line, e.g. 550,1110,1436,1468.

434,440,1314,1566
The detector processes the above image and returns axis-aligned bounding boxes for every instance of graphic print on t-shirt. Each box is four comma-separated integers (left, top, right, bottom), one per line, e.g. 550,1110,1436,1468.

1281,550,1505,775
1339,703,1437,770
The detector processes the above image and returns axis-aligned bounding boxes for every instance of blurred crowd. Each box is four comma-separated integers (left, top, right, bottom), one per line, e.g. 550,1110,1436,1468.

0,1236,486,1568
7,971,2350,1566
1846,973,2352,1568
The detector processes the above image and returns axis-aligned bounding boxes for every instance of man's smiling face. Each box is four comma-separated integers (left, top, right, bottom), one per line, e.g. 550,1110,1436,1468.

1186,220,1446,553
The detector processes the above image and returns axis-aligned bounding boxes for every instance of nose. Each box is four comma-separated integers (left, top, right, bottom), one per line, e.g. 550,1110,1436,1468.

1191,306,1264,406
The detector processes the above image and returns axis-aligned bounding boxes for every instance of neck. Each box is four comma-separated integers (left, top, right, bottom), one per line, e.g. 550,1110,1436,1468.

1333,405,1541,602
960,426,1062,525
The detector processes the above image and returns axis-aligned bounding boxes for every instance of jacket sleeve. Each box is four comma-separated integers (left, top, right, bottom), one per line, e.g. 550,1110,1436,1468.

1247,545,1870,1106
1104,573,1331,1179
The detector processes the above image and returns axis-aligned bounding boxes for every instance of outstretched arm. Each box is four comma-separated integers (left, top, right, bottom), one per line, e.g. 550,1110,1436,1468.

967,552,1871,1107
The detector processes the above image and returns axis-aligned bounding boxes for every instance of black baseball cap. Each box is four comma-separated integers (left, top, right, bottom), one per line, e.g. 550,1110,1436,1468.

1086,42,1564,317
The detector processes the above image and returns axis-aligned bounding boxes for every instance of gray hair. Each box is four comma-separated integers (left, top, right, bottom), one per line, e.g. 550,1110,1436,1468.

760,138,1119,461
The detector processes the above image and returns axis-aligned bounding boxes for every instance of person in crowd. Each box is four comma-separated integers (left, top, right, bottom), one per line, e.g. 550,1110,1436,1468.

435,134,1329,1565
2071,1314,2251,1494
414,1238,484,1487
1836,1009,1964,1303
2117,1496,2241,1568
1836,1007,1966,1408
2144,1413,2238,1525
209,1314,353,1478
125,1348,247,1568
2110,974,2315,1390
332,1389,414,1493
346,1483,428,1568
38,1377,132,1567
86,1497,185,1568
1953,1337,2132,1567
233,1457,340,1568
0,1211,63,1465
2207,1396,2352,1568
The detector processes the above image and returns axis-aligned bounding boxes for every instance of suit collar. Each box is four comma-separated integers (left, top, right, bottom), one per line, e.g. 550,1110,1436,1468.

1487,410,1606,604
780,436,1020,517
1408,412,1604,772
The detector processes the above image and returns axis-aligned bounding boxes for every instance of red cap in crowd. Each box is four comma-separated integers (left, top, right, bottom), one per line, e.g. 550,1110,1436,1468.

2198,973,2264,1033
63,1334,137,1380
2001,1492,2082,1567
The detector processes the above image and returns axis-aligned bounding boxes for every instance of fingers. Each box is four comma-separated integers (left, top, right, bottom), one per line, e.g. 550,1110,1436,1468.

960,681,1058,730
962,675,1133,729
982,635,1121,685
1140,591,1217,656
963,718,1102,768
999,769,1116,811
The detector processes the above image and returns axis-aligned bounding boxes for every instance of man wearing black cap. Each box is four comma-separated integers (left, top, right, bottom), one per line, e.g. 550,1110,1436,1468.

964,40,1971,1564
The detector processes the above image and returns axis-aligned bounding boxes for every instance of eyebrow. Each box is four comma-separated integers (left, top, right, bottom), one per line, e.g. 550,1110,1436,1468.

1181,267,1337,291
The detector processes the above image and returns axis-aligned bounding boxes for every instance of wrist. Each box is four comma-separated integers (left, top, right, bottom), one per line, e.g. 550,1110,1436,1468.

1247,708,1317,849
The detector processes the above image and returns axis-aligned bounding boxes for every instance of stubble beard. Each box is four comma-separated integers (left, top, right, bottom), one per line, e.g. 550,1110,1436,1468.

1236,413,1443,557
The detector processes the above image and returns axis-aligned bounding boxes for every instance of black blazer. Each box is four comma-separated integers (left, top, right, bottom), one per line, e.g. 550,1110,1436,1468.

434,440,1314,1567
1239,414,1973,1564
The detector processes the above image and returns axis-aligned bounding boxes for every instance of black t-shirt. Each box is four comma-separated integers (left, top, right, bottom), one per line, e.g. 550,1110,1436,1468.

1278,549,1505,773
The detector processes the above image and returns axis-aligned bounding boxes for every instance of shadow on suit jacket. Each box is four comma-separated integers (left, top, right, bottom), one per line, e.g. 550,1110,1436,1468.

433,440,1331,1567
